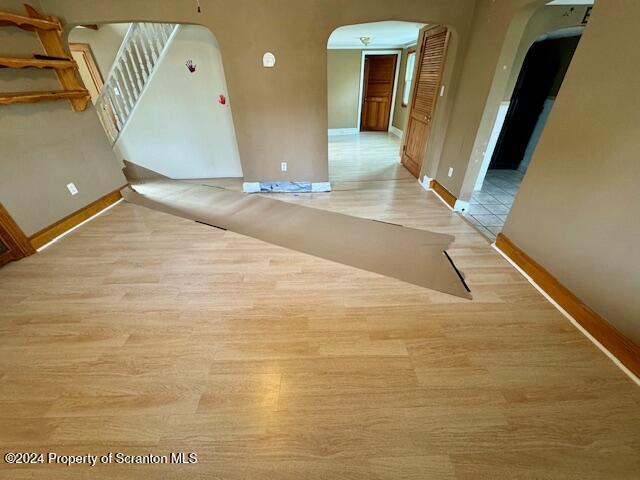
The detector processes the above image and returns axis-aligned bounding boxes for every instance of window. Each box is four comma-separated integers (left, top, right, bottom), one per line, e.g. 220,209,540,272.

402,51,416,107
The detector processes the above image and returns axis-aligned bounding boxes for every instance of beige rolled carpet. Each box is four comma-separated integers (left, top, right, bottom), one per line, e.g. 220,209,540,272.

121,167,471,299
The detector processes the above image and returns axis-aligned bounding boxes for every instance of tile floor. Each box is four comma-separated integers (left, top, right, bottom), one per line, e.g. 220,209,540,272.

463,169,524,241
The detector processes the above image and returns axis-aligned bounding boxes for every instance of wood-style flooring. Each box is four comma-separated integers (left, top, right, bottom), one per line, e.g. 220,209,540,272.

0,133,638,479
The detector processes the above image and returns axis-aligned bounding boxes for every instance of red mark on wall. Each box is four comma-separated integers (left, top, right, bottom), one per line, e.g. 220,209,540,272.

218,94,227,105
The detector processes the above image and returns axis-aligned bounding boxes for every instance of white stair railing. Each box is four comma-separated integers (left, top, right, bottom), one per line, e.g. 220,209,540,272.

95,22,178,144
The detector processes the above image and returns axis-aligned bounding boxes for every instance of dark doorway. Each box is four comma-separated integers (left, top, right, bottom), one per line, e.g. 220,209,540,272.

360,54,397,131
465,29,582,241
490,34,581,170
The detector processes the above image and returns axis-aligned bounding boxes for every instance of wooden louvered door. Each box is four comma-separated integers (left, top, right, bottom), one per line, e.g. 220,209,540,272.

401,25,450,178
360,55,397,131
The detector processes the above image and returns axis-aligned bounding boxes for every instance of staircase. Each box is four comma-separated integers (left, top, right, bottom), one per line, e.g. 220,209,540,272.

95,22,178,144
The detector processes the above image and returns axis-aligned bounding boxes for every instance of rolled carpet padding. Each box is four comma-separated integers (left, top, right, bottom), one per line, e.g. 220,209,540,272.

122,178,471,299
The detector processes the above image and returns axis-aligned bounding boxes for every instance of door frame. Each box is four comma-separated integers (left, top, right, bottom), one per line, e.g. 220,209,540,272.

69,43,104,102
0,203,35,267
356,50,402,132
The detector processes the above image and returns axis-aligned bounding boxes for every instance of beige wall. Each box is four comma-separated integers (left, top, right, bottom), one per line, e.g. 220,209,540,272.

5,0,586,233
41,0,477,184
68,23,130,78
0,0,126,236
503,0,640,343
327,50,361,129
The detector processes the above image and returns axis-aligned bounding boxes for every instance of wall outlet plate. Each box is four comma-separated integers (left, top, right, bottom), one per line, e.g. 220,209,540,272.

448,167,454,178
66,182,79,195
281,162,287,172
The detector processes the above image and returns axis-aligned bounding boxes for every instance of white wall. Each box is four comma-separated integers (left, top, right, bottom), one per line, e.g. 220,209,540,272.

114,25,243,179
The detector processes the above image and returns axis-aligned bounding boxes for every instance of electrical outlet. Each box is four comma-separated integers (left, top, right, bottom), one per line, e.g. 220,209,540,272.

66,182,79,195
281,162,287,172
447,167,454,178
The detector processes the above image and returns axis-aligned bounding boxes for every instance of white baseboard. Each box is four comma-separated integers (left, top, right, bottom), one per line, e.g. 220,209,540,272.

328,128,359,136
389,126,403,138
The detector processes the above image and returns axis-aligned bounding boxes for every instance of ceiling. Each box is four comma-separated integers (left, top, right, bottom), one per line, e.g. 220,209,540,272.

328,21,426,49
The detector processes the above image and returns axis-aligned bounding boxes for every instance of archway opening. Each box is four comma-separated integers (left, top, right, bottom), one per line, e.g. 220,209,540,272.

463,3,591,240
68,22,243,181
326,21,424,186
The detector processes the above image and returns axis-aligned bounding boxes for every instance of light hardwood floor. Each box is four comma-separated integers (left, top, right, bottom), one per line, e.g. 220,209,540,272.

0,133,638,479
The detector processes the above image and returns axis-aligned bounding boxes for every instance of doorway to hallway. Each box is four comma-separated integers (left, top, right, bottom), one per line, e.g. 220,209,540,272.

360,54,398,132
466,29,582,240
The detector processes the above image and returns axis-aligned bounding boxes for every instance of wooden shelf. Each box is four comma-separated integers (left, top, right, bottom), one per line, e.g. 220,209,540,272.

0,11,60,31
0,4,89,112
0,56,75,70
0,89,89,106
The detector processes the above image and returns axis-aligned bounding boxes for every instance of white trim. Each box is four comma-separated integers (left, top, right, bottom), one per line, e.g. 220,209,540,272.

356,50,402,133
474,101,510,191
491,243,639,386
311,182,332,192
389,126,403,138
37,199,124,252
453,199,469,212
242,182,261,193
419,174,433,191
328,128,359,136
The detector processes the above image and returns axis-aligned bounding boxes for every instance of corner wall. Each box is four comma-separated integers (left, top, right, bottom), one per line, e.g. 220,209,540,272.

0,0,126,236
391,47,412,132
327,50,361,130
503,0,640,343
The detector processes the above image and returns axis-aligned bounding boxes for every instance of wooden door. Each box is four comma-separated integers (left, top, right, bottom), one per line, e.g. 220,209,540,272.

401,25,450,178
0,203,34,268
360,54,397,131
69,43,104,103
